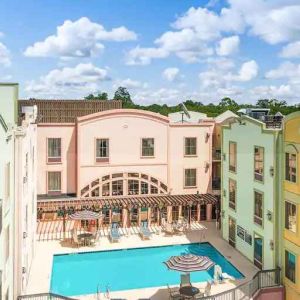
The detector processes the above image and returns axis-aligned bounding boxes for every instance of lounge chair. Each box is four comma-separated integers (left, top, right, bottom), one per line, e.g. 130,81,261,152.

140,221,152,240
180,273,191,288
109,223,121,242
214,265,223,284
167,284,182,300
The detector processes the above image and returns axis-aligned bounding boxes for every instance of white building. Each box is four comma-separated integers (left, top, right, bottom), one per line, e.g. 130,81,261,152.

0,83,37,299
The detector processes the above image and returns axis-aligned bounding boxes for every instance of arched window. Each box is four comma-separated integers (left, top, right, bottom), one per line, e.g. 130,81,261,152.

81,172,168,198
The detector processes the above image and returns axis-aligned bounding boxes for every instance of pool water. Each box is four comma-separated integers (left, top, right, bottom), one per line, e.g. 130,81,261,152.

50,242,244,296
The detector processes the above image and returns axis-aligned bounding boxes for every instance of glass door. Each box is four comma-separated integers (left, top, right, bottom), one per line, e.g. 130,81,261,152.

254,233,263,269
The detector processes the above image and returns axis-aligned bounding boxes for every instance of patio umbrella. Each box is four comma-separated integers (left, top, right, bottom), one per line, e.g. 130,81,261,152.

69,210,102,220
164,254,215,273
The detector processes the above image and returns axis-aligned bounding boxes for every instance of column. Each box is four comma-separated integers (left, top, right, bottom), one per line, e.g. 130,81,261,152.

178,205,182,219
122,208,128,228
206,204,212,221
147,207,152,226
197,204,201,222
167,206,172,223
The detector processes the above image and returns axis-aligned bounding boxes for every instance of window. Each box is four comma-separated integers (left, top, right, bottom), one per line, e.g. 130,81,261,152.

286,153,297,183
229,179,236,210
285,201,297,233
141,182,149,194
229,142,237,172
228,217,236,248
112,180,123,196
184,168,197,187
128,180,139,195
96,139,109,162
102,182,110,196
48,171,61,194
254,146,264,181
151,185,158,194
185,137,197,156
141,138,154,157
48,138,61,162
285,250,296,283
254,191,263,226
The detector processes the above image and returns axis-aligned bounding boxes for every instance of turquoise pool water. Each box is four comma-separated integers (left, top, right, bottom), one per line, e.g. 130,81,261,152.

50,242,244,296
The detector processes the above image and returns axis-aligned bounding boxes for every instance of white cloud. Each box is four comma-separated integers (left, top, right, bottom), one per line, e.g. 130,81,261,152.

126,47,169,65
113,78,148,90
216,35,240,56
251,84,294,98
25,63,110,97
265,61,300,80
24,17,137,58
233,60,258,82
162,68,180,82
280,41,300,58
0,42,11,66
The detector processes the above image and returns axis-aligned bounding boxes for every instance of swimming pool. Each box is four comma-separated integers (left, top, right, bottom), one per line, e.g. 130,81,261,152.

50,242,244,296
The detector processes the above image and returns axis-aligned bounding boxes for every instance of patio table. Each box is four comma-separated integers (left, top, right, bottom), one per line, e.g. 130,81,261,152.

179,286,200,299
77,232,94,246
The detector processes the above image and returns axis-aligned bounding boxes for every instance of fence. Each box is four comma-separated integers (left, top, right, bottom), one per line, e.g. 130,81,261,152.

201,268,281,300
17,292,78,300
17,268,281,300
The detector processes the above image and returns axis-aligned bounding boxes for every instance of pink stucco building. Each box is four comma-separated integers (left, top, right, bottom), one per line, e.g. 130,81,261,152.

37,109,215,197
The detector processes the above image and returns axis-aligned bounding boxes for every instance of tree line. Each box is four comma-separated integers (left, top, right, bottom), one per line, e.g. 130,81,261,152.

84,87,300,117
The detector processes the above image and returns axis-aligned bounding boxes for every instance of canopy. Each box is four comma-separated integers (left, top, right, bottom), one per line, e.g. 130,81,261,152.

164,254,215,273
69,210,102,220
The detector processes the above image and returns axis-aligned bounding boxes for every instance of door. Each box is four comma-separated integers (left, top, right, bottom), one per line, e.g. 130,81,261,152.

228,217,236,248
254,233,263,269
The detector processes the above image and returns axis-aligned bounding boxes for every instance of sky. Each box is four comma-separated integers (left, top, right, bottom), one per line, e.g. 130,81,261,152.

0,0,300,105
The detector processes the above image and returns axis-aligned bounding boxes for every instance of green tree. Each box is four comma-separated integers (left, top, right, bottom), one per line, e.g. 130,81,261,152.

218,97,238,108
84,92,108,100
113,87,133,105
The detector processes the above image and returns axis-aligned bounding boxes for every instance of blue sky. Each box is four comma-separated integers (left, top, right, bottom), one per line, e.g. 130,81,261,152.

0,0,300,104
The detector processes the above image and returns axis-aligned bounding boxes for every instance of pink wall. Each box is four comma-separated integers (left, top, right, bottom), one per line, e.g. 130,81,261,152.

37,124,76,195
37,109,215,197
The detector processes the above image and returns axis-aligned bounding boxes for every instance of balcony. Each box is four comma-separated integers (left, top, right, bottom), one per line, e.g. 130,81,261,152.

212,177,221,190
212,149,221,161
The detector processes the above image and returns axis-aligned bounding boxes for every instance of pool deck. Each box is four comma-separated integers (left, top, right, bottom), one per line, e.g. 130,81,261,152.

26,222,258,299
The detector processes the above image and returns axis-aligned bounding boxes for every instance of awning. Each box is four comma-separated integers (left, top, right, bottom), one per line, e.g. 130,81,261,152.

69,210,102,220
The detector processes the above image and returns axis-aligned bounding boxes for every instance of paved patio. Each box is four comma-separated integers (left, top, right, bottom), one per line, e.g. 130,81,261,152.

26,222,258,299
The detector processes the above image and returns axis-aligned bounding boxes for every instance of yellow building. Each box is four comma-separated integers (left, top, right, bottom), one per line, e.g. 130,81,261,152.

283,111,300,300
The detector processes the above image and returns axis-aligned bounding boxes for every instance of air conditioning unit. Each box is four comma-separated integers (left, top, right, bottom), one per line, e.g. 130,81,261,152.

22,267,26,274
23,232,27,239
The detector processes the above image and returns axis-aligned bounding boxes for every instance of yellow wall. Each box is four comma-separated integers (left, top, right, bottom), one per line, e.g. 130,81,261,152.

283,112,300,300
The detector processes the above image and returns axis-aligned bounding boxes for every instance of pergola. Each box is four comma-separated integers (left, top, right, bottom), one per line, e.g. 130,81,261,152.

37,193,217,213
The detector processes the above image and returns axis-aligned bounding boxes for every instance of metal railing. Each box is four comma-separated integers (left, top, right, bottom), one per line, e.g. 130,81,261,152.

17,292,78,300
201,268,281,300
18,269,281,300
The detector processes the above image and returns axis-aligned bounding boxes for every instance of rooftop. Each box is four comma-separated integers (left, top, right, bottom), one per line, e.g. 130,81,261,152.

18,99,122,123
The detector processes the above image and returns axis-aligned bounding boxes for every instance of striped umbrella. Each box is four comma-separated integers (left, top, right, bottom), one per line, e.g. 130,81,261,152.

69,210,102,220
164,254,215,273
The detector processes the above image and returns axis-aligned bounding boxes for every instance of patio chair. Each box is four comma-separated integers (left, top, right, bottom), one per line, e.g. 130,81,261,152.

204,281,211,296
109,223,121,242
73,232,84,248
167,284,182,300
139,221,152,240
180,273,191,288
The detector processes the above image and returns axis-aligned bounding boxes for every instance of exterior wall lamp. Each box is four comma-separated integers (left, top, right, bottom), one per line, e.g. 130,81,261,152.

266,211,272,221
269,166,274,177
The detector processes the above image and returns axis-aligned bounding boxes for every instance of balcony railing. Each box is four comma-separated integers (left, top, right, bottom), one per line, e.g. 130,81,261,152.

17,293,78,300
201,268,281,300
